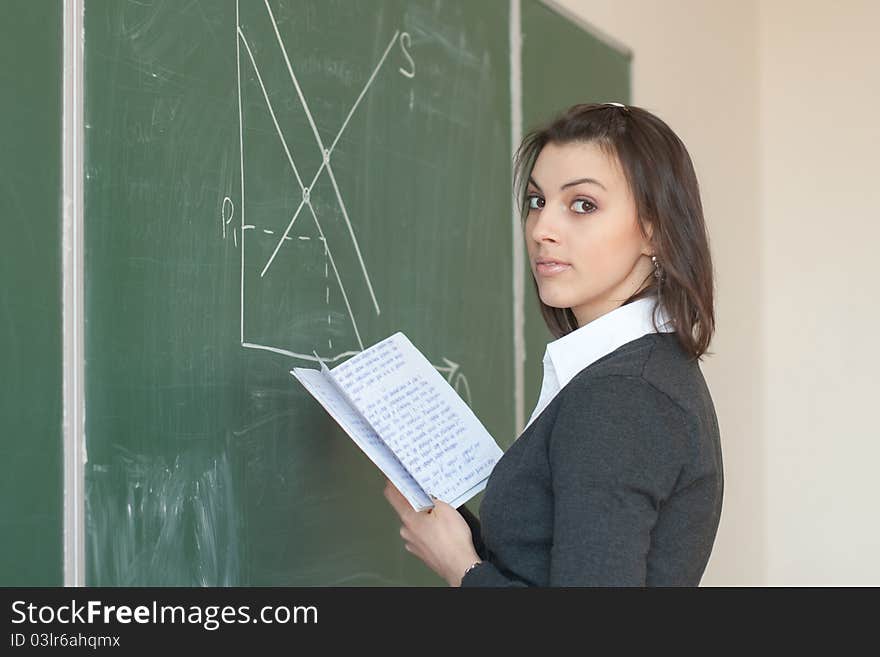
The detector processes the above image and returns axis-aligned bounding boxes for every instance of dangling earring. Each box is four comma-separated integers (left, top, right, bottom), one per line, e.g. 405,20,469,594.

651,254,664,282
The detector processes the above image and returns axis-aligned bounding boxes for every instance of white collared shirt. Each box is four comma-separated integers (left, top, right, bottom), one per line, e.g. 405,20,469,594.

521,296,675,435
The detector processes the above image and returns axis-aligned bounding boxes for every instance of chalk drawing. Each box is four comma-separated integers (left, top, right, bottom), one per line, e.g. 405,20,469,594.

398,32,415,78
229,0,473,405
221,196,233,240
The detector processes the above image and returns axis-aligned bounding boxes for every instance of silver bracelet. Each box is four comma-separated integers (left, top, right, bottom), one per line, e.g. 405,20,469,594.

462,560,482,579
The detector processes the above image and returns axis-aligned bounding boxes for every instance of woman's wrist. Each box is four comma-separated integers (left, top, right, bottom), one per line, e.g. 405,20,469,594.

451,553,483,587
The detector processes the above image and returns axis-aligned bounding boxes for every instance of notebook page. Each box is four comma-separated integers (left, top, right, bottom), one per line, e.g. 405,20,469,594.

290,367,433,512
329,332,502,506
446,477,489,510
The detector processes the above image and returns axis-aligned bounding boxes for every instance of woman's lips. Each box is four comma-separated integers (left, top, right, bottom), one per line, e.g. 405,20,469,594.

535,261,571,276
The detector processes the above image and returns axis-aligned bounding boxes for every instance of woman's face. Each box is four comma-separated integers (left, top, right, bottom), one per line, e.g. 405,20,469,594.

524,140,655,327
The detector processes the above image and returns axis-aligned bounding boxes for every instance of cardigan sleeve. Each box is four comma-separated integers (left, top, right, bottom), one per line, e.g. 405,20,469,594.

457,504,536,586
456,503,487,560
460,560,531,586
458,503,534,586
457,502,533,586
461,374,689,587
546,375,689,585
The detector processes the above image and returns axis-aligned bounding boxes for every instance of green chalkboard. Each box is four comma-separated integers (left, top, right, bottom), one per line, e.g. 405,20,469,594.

520,0,631,417
80,0,629,587
0,0,64,586
84,0,513,586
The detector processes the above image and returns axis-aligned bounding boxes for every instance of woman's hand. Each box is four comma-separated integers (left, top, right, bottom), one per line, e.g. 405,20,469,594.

383,478,482,586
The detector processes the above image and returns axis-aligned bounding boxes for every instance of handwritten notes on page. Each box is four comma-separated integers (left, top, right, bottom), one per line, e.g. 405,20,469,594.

291,332,503,511
329,332,503,507
290,367,433,512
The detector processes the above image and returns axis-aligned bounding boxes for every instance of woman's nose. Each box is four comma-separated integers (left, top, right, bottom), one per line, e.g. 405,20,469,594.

529,200,562,243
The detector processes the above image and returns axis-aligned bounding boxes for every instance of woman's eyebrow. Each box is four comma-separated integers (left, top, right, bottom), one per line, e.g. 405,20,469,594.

528,175,607,192
561,177,606,191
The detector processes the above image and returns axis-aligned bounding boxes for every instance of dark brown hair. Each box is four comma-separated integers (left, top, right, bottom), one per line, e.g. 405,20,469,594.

514,103,715,361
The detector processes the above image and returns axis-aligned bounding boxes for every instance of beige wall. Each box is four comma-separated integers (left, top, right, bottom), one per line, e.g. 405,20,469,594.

758,0,880,585
550,0,764,584
551,0,880,585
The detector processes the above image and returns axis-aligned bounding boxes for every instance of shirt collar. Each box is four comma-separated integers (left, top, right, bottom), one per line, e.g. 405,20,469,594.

543,296,675,391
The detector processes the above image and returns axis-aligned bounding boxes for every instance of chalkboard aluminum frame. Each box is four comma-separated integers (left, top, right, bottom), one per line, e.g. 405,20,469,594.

62,0,85,587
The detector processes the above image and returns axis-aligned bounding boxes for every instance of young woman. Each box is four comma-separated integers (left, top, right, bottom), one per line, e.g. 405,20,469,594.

383,102,723,587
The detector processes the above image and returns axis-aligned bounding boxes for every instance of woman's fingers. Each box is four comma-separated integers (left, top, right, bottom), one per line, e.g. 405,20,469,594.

383,478,411,520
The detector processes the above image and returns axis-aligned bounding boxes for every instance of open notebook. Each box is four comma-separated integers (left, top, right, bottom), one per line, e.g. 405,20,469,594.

291,332,503,511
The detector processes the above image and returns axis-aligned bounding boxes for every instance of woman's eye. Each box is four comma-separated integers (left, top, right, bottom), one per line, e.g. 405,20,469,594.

571,199,596,214
527,195,544,210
